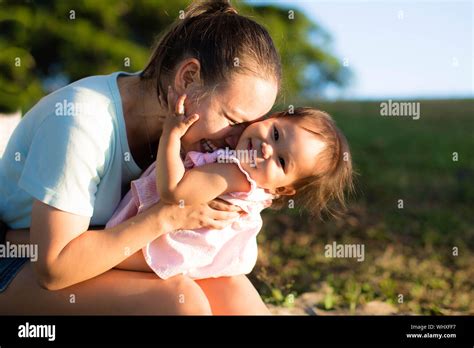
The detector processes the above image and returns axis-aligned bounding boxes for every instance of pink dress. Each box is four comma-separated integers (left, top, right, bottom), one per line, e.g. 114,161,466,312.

106,150,274,280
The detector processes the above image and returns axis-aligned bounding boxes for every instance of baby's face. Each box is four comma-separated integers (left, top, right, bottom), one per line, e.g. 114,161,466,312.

235,116,326,194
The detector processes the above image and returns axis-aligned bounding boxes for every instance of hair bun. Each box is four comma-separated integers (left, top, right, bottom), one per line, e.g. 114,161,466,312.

187,0,238,18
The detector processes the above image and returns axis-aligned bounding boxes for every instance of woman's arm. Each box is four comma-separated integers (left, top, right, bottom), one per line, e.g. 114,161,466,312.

30,199,239,290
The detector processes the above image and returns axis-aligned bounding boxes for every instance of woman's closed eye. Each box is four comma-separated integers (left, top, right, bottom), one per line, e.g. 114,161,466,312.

228,119,238,126
223,112,239,126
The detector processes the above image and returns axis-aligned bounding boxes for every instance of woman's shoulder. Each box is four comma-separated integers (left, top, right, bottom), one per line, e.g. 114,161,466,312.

39,72,121,115
21,72,128,135
7,73,130,175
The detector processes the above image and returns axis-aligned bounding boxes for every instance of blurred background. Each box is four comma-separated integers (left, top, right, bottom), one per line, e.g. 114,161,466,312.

0,0,472,314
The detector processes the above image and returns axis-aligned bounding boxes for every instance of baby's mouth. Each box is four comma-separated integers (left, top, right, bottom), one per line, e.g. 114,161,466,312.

201,139,218,152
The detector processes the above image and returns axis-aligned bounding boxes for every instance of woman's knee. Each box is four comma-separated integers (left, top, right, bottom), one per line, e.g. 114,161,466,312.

145,275,212,315
196,275,270,315
210,275,257,296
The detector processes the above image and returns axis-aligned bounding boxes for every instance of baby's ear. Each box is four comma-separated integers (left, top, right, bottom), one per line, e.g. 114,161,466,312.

273,186,296,196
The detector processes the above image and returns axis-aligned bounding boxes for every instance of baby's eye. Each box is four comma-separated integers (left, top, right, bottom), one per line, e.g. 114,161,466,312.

279,157,285,169
273,126,279,141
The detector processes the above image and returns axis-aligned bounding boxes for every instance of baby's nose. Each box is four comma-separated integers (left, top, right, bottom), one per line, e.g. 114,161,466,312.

261,142,273,160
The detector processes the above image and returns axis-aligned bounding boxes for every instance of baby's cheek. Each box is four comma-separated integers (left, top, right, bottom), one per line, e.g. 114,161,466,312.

258,167,274,189
269,168,283,188
246,166,263,187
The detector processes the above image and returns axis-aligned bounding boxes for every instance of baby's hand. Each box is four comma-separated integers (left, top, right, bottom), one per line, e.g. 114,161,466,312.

160,86,199,138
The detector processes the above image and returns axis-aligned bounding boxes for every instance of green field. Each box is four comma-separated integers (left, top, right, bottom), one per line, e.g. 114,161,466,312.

251,99,474,315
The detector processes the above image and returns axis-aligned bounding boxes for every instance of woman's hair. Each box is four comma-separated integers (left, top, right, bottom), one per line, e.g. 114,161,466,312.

141,0,281,99
272,107,354,219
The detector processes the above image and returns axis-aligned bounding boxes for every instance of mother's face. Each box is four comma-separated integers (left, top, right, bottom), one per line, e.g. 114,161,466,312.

180,73,278,153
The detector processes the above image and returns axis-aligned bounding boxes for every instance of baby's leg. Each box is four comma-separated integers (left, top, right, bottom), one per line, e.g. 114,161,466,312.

114,250,153,272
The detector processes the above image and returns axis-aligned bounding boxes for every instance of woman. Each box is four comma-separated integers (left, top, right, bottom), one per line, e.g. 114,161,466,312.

0,0,281,315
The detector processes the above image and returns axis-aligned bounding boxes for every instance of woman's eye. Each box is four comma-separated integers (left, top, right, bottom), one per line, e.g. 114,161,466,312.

227,118,240,127
279,157,285,169
223,112,238,126
273,126,279,141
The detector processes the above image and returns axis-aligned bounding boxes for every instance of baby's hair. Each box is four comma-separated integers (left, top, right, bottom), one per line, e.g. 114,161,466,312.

141,0,281,101
272,107,354,219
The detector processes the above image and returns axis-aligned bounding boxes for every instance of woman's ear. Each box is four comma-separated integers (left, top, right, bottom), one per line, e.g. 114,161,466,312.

174,58,202,94
270,186,296,196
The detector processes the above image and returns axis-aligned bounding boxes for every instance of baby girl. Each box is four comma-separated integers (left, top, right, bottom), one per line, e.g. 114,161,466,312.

107,87,353,279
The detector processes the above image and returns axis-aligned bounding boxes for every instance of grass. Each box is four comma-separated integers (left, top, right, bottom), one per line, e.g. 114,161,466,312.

249,99,474,315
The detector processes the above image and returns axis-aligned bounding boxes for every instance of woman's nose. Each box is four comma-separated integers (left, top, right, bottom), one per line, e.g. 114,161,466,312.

261,142,273,160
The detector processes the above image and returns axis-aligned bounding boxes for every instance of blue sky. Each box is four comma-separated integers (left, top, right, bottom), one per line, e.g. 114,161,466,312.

249,0,473,100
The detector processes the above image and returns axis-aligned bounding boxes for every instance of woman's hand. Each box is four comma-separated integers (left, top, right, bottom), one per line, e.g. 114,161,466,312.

28,198,241,290
208,198,246,216
159,86,199,138
155,199,243,232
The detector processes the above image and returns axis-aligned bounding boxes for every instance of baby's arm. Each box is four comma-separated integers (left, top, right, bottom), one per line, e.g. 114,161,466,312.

163,162,251,205
156,122,187,201
155,90,196,201
156,87,249,205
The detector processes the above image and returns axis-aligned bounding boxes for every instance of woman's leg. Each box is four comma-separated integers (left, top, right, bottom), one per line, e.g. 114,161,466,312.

0,262,211,315
195,275,270,315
